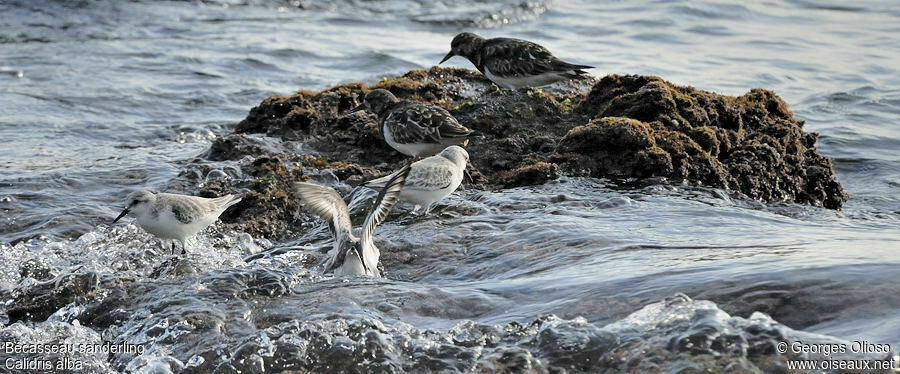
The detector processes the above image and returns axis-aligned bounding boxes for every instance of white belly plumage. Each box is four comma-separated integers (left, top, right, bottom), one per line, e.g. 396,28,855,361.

137,211,211,242
334,243,380,277
401,184,454,209
335,252,367,276
484,67,571,89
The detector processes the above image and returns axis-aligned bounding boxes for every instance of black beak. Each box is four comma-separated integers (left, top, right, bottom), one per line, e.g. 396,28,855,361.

349,103,366,113
464,162,475,184
439,51,454,64
112,208,129,224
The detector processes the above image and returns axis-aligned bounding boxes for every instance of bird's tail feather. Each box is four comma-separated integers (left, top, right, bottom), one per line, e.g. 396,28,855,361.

563,69,593,79
360,172,396,189
566,62,594,70
560,62,594,78
212,194,242,210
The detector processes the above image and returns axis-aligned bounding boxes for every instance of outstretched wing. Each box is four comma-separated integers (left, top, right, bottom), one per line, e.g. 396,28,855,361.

323,244,349,274
359,164,412,252
385,102,472,145
292,182,353,248
482,38,594,78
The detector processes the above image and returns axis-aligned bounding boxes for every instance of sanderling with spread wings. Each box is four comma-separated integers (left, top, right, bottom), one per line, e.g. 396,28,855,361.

440,32,594,89
112,190,242,255
293,164,411,277
351,89,472,157
362,146,468,214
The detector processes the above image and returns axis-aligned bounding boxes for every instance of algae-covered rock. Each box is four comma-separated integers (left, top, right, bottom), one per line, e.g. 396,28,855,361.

555,117,676,178
180,67,846,236
575,75,846,209
6,272,102,323
497,161,562,188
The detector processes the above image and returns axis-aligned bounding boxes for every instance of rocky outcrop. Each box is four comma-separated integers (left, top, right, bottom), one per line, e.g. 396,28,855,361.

181,67,846,237
568,75,846,208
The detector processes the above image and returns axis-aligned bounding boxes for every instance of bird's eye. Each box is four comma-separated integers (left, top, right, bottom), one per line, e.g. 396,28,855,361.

131,199,140,206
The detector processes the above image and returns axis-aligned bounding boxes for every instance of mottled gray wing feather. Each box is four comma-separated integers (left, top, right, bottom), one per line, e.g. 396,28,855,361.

481,38,593,78
362,159,453,191
360,164,412,248
292,183,353,246
405,163,454,191
169,199,198,224
160,194,232,224
385,102,471,145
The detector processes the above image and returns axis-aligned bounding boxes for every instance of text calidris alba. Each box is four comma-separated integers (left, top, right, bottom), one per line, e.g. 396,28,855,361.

352,89,472,157
112,190,242,254
440,32,594,89
293,164,411,277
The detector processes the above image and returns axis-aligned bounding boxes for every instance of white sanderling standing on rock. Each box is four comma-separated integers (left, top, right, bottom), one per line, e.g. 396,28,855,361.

293,164,411,277
351,89,473,158
439,32,594,89
112,190,242,255
362,146,468,214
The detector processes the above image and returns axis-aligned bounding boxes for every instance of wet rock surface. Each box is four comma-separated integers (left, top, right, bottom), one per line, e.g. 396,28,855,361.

181,67,846,238
6,272,103,324
5,270,877,374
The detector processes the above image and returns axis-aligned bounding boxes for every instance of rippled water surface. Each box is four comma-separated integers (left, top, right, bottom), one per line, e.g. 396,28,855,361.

1,0,899,372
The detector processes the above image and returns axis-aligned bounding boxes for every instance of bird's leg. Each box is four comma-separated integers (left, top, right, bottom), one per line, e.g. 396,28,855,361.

464,164,475,185
180,240,187,255
171,242,176,255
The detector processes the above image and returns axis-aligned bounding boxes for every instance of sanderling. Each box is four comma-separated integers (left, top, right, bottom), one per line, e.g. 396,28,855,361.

293,164,411,277
112,190,242,254
439,32,594,89
351,89,473,157
362,146,468,214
